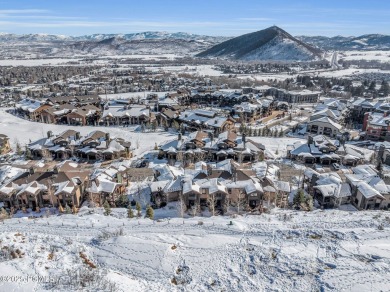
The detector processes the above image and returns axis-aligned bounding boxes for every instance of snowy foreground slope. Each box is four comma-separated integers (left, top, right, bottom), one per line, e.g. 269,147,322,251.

0,208,390,291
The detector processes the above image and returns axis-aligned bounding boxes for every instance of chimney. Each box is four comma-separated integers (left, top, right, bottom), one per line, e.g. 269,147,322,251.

307,135,313,145
178,132,182,141
378,145,385,162
105,133,110,142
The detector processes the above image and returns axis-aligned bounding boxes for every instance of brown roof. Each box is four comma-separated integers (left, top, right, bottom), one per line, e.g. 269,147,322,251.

194,131,208,142
67,105,101,117
12,171,55,186
53,130,78,143
226,131,237,142
235,169,256,181
75,95,101,104
81,131,106,144
207,170,232,180
161,108,177,119
47,96,77,104
42,104,76,116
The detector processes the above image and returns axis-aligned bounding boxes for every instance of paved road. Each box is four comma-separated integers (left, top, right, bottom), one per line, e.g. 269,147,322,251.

330,52,339,69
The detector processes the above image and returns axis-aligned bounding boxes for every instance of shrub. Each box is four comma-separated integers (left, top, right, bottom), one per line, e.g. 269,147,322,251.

103,201,111,216
145,205,154,220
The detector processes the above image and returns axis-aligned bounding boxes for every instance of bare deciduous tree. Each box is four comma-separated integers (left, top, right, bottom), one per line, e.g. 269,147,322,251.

223,194,231,215
236,191,246,215
177,193,187,220
207,193,218,217
191,201,199,217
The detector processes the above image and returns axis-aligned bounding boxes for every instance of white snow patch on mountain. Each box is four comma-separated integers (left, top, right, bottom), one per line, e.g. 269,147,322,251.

241,36,319,61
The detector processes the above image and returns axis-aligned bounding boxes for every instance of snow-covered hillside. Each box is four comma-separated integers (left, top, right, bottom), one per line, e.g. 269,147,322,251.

241,35,319,61
197,26,322,62
0,208,389,291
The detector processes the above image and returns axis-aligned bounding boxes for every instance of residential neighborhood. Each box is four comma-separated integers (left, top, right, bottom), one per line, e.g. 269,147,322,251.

1,4,390,290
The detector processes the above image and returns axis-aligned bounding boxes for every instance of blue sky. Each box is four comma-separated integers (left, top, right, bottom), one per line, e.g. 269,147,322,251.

0,0,389,36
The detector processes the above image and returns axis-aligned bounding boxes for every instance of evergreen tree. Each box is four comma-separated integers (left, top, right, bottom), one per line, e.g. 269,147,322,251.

127,206,134,219
16,142,22,156
25,146,32,159
293,189,305,208
65,204,72,214
377,159,383,173
306,195,314,211
239,123,245,135
145,205,154,220
258,151,264,162
135,201,142,217
103,201,112,216
380,80,390,96
369,81,376,91
116,195,129,208
279,130,284,137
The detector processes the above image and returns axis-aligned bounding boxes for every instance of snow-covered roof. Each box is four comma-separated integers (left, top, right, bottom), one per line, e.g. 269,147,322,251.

357,181,384,199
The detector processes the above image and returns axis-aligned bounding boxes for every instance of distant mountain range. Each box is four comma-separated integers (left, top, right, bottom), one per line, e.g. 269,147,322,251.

0,31,229,43
196,26,322,61
0,29,389,60
0,32,230,58
297,34,390,51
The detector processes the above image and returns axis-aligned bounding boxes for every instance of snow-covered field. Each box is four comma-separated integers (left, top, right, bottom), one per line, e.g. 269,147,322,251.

98,54,181,60
316,68,390,78
339,50,390,63
0,208,389,291
0,109,175,156
0,58,82,66
141,64,224,76
0,54,182,67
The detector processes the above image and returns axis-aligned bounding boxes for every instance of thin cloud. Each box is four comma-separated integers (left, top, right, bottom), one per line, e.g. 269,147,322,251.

0,9,48,14
237,18,273,21
0,20,243,29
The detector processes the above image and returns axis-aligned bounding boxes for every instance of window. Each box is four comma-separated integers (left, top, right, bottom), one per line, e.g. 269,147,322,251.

228,189,232,194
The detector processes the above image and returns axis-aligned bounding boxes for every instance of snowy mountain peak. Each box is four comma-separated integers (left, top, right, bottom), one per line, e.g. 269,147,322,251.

196,26,322,61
